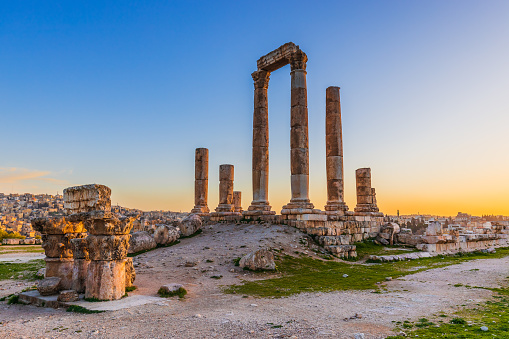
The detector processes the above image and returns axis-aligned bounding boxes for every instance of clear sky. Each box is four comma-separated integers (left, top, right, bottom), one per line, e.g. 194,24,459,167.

1,1,508,216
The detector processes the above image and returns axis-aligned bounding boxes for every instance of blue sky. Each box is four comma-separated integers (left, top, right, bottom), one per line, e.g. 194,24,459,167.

1,1,508,215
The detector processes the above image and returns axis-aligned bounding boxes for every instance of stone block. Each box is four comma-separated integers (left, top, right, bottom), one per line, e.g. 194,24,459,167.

85,259,126,301
125,257,136,288
128,231,157,254
87,234,130,260
57,290,79,302
63,184,111,214
178,214,202,237
45,258,74,290
239,248,276,271
72,258,89,293
80,211,135,235
32,216,86,235
153,225,180,245
37,277,61,296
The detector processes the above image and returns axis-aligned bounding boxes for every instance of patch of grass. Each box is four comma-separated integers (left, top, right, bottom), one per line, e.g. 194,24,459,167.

157,286,187,298
0,259,45,281
66,305,104,314
224,247,509,298
388,287,509,338
0,245,44,254
127,240,181,257
125,286,137,292
354,240,418,261
450,317,467,324
233,257,241,266
210,275,223,279
7,294,20,304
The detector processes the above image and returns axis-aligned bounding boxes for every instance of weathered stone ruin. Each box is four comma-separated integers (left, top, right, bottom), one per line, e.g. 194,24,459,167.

190,148,210,215
27,184,138,303
190,42,388,258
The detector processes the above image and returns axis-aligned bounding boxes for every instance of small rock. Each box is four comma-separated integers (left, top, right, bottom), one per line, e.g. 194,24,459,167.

36,268,46,278
480,326,488,331
239,248,276,271
57,290,79,302
179,215,203,237
37,277,61,296
250,304,258,307
185,261,197,267
343,274,348,278
193,314,202,318
353,334,365,339
386,277,393,281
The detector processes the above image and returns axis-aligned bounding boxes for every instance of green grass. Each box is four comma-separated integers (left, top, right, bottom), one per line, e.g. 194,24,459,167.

157,286,187,298
224,247,509,298
125,286,137,292
66,305,104,314
0,259,45,281
388,288,509,338
0,245,44,254
7,294,20,304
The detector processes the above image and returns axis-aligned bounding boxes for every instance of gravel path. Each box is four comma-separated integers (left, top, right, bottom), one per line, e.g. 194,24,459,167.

1,223,508,338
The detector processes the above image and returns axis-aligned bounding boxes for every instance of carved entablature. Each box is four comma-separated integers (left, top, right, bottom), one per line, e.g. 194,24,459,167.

256,42,306,72
289,49,308,71
252,70,270,89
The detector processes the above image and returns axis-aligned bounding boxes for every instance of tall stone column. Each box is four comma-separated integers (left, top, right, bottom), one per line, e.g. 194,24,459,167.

245,70,275,216
212,164,240,215
282,50,315,214
354,168,380,214
324,86,349,214
191,148,210,215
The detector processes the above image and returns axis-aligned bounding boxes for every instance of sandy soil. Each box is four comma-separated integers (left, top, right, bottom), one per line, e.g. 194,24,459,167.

1,222,508,339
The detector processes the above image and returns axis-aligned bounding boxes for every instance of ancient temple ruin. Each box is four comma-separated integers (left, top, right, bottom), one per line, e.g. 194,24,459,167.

191,42,387,257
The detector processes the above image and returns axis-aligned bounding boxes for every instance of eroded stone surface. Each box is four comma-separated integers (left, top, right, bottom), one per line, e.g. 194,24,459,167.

179,214,202,237
85,259,126,300
57,290,79,302
32,216,86,235
37,277,61,296
41,233,87,259
44,258,74,290
63,184,112,214
128,231,157,254
239,248,276,271
191,148,210,215
153,225,180,245
86,234,130,261
125,257,136,288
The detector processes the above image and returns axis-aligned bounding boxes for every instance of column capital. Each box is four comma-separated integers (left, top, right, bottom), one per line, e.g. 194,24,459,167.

290,49,308,71
252,70,270,89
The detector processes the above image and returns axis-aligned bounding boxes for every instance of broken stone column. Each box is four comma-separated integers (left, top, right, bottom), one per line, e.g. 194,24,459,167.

324,86,349,214
71,237,89,294
63,184,111,214
84,210,135,300
32,217,87,291
211,164,240,216
233,191,242,213
245,70,275,216
282,49,315,214
354,168,380,214
191,148,210,215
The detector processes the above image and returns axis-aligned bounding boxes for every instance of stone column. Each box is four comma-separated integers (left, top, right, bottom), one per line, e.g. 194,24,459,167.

324,86,349,214
245,70,275,216
282,50,315,214
32,217,87,291
212,165,240,215
71,237,89,293
191,148,210,214
233,191,242,213
354,168,380,214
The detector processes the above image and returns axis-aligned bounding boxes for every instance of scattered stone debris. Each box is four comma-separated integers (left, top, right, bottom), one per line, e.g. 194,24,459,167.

179,214,203,237
57,290,79,302
238,248,276,271
37,277,61,296
129,231,157,254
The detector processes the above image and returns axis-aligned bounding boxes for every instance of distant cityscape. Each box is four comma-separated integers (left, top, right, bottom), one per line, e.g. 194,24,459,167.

1,192,508,240
0,192,185,240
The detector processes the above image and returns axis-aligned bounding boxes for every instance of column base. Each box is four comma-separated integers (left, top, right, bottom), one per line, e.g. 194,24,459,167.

85,259,126,301
210,211,242,217
324,201,349,215
246,201,275,215
281,199,315,215
191,205,210,215
45,258,74,290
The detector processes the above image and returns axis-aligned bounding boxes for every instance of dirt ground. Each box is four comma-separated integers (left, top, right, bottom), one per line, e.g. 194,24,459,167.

1,222,508,339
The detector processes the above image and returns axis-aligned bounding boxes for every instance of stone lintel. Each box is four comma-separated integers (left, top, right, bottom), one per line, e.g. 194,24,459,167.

257,42,299,72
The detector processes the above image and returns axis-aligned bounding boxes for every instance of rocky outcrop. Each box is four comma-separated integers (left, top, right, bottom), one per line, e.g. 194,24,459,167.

179,215,202,237
128,231,157,254
239,248,276,271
